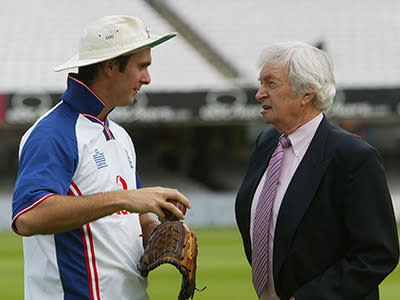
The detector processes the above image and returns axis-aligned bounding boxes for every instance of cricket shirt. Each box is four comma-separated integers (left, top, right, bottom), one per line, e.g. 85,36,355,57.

12,74,149,300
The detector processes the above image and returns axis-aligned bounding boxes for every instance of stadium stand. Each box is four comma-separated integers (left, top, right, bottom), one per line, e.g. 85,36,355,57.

0,0,399,227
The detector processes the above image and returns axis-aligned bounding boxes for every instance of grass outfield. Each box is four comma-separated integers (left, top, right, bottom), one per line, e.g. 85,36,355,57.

0,227,399,299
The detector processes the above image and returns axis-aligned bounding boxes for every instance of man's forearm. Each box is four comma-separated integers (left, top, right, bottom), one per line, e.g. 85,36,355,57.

139,213,160,248
14,186,190,236
14,192,124,235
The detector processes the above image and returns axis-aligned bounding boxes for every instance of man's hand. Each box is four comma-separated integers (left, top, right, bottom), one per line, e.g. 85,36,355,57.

121,186,191,222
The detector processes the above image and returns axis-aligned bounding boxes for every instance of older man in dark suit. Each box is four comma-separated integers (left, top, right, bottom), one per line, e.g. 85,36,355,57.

235,41,399,300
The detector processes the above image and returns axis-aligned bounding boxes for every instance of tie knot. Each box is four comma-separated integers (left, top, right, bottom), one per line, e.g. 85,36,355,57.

279,135,291,148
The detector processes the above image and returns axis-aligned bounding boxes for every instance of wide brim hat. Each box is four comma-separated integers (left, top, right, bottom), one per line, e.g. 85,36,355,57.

54,15,176,71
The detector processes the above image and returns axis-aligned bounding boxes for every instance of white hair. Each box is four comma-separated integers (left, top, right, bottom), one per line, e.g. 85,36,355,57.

256,41,336,111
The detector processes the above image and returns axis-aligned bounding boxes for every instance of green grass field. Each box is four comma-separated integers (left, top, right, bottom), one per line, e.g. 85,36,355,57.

0,227,399,299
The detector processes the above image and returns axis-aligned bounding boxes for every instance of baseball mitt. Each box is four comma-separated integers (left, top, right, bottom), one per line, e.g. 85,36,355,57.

139,221,199,300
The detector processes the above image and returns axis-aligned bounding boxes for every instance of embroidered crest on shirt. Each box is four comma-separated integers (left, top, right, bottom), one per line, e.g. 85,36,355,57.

93,149,108,169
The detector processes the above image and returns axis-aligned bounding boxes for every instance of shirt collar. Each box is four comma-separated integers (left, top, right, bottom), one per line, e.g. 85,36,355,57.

61,73,106,117
288,113,323,157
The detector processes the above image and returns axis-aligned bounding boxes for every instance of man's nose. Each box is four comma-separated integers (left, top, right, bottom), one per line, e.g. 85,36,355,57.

256,86,267,101
141,69,151,85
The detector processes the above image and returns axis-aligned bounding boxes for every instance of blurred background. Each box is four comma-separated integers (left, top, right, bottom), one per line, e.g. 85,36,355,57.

1,0,400,229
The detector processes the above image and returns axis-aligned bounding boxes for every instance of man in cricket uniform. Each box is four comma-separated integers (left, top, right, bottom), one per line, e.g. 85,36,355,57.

12,15,190,300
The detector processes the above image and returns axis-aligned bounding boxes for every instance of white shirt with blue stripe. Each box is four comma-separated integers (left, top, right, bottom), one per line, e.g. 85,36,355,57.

12,74,149,300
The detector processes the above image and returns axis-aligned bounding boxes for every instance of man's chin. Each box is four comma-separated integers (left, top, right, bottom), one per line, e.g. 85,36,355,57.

117,98,135,107
127,95,135,105
261,111,273,124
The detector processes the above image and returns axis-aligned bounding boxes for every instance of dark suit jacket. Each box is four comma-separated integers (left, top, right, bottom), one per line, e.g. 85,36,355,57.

235,116,399,300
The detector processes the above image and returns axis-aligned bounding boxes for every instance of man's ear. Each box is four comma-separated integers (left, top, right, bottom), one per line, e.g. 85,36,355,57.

301,89,316,106
102,59,117,77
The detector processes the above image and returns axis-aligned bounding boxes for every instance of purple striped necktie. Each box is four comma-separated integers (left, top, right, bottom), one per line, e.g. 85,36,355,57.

252,134,291,297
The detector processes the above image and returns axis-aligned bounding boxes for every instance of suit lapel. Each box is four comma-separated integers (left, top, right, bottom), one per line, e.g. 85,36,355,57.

236,129,280,263
245,132,279,225
252,133,280,195
273,117,335,280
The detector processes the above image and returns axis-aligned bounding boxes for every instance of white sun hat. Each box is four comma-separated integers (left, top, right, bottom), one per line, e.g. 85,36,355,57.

54,15,177,71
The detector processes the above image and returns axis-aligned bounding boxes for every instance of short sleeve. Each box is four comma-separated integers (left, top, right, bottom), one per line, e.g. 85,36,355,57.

12,106,79,222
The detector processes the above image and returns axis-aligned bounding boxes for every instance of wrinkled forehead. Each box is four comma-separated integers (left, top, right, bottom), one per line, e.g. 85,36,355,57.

258,62,288,82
